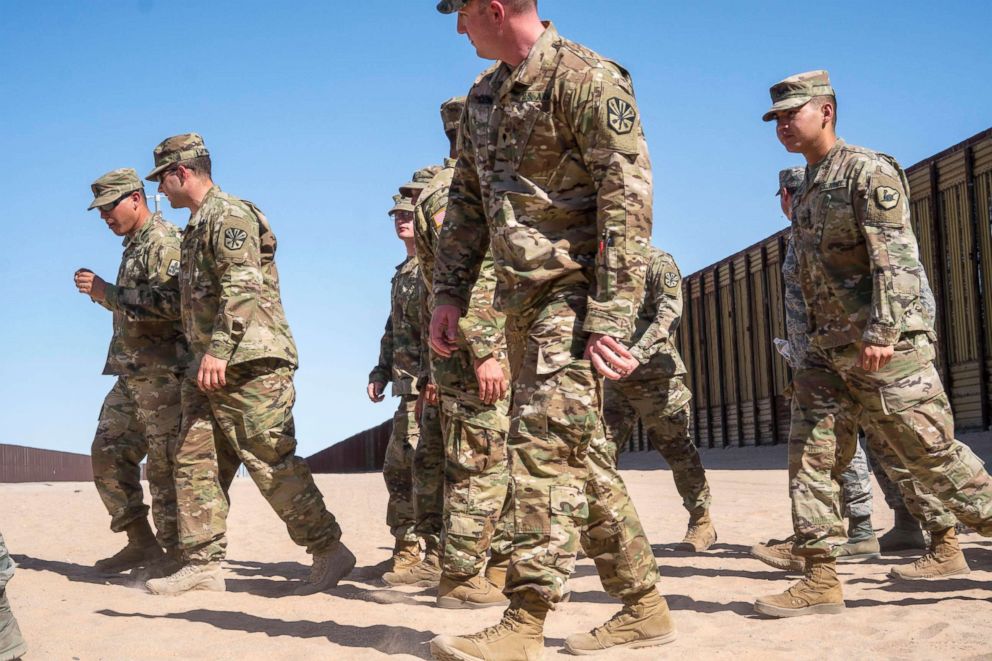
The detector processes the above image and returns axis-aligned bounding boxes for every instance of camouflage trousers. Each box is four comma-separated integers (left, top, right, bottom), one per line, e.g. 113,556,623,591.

413,401,444,546
91,374,181,550
790,333,992,557
504,294,659,604
604,376,711,513
176,359,341,562
439,390,513,579
838,432,956,531
383,396,419,542
0,531,14,592
432,341,513,578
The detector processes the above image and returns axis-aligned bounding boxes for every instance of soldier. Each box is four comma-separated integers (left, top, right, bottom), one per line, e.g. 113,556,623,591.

404,96,515,610
601,247,717,552
136,133,354,595
753,167,958,573
0,531,27,661
73,168,185,577
755,70,992,618
429,2,673,657
369,191,428,577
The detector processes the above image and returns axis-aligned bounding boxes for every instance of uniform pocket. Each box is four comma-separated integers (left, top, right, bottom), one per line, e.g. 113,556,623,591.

549,485,589,521
879,362,945,415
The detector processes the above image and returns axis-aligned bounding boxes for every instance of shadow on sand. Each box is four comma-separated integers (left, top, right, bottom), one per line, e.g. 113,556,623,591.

97,608,438,658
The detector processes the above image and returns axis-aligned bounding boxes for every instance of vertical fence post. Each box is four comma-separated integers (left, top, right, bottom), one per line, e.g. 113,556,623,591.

964,146,991,429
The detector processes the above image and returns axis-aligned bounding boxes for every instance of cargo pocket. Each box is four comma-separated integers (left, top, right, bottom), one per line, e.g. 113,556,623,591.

444,410,503,475
878,363,945,416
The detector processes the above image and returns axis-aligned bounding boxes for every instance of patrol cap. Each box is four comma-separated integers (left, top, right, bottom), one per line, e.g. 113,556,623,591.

399,166,442,198
88,168,144,211
146,132,210,181
776,167,805,196
436,0,468,13
389,194,415,216
762,70,834,122
441,96,466,134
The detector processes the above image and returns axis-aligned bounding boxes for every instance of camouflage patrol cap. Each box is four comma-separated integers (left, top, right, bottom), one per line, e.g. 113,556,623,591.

88,168,144,210
399,166,442,197
776,167,805,196
440,96,466,134
389,194,415,216
436,0,468,13
762,70,835,122
145,132,210,181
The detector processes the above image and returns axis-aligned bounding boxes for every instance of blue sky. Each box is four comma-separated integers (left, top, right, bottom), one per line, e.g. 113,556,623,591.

1,1,988,457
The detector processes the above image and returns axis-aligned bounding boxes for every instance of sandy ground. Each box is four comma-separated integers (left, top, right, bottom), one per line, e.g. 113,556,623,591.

2,433,991,660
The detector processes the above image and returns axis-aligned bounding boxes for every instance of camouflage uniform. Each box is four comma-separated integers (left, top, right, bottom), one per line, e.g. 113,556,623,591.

88,172,186,552
602,248,711,514
414,156,514,578
126,137,343,564
0,530,26,660
369,253,423,543
786,138,992,557
434,24,659,603
782,198,957,539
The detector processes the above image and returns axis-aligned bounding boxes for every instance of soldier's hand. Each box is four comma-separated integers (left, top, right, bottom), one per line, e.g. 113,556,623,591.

74,268,107,301
858,343,894,372
474,355,508,405
424,382,439,406
367,381,386,403
585,334,638,380
198,354,228,391
430,305,461,357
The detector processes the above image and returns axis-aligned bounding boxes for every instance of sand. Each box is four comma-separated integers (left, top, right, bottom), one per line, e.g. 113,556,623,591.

2,433,990,660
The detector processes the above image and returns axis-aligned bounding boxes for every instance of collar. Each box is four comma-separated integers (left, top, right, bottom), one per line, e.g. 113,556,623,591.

189,185,222,225
806,138,845,190
497,21,559,99
122,212,158,248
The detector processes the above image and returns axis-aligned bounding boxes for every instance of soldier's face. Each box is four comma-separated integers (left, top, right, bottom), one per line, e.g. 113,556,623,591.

99,192,140,236
779,188,792,218
775,102,823,154
458,1,501,60
156,167,187,209
393,212,414,240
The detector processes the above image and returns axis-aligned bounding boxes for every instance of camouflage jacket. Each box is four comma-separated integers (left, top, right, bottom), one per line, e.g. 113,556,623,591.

433,23,652,339
414,159,505,383
791,140,932,349
100,213,188,375
369,256,422,396
626,247,686,378
181,186,298,369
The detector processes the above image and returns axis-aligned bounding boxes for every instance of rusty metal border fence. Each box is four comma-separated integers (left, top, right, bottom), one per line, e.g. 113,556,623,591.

0,444,93,483
663,127,992,450
307,419,392,473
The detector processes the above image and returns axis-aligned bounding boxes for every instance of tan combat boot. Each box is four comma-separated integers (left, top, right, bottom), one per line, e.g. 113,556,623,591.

430,591,548,660
753,557,845,617
679,508,718,552
889,526,970,581
146,562,225,595
483,552,511,591
94,518,163,575
383,539,441,588
750,535,805,572
390,539,422,573
437,573,510,610
564,586,676,655
294,540,357,596
836,516,881,561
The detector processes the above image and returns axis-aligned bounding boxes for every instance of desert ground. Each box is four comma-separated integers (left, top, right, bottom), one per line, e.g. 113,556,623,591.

3,433,990,660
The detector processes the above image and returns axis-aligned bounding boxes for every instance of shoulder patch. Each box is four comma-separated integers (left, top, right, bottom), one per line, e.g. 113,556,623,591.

606,96,636,135
663,271,681,295
167,259,180,277
224,228,248,251
875,186,900,210
432,209,446,232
